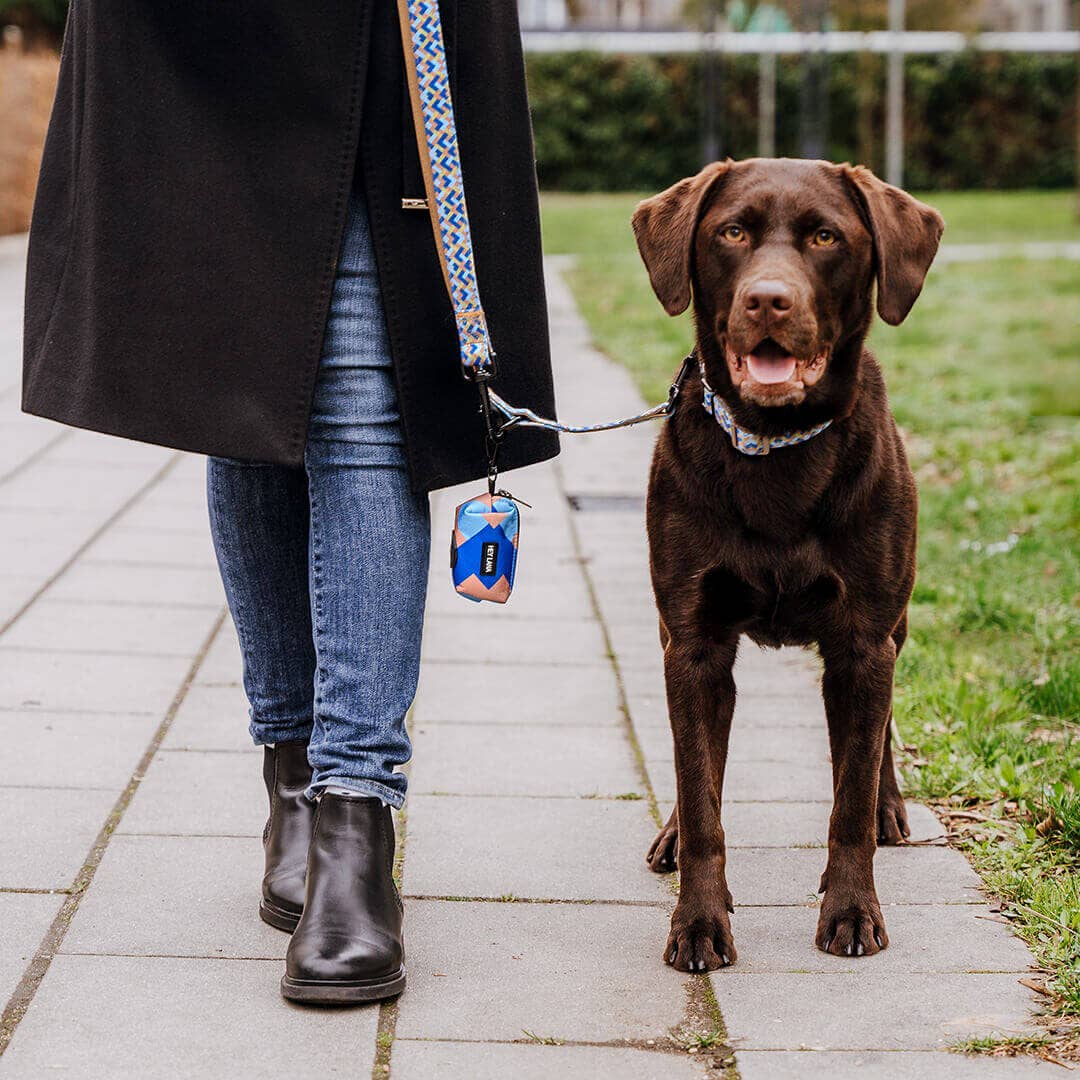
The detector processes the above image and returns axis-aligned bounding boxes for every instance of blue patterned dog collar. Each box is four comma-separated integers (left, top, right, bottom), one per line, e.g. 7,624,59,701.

700,365,832,456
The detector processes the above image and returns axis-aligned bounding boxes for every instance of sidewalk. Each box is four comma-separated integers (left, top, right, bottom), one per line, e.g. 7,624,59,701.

0,235,1057,1078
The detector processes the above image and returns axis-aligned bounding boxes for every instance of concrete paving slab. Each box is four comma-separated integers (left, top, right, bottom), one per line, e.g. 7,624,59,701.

0,648,191,715
160,683,255,752
134,479,213,511
45,562,225,608
0,893,64,1005
0,421,62,475
118,499,211,533
119,750,265,837
0,711,156,791
193,623,244,685
408,722,642,798
645,756,677,804
0,510,113,576
422,613,608,666
391,1040,710,1080
414,661,622,726
726,846,985,907
729,903,1035,974
403,794,669,902
396,899,687,1043
62,835,281,960
723,759,835,803
0,463,160,513
82,524,216,568
711,972,1043,1050
2,599,219,657
736,1050,1063,1079
0,786,118,890
0,953,379,1079
0,576,41,625
46,428,173,467
728,721,830,761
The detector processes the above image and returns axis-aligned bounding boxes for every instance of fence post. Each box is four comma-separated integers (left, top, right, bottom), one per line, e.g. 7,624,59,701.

758,49,776,158
886,0,906,187
798,0,829,159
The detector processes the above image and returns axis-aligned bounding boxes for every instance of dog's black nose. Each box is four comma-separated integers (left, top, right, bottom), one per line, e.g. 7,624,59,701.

744,280,794,320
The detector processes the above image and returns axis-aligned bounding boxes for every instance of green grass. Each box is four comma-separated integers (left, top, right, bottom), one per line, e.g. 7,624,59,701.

541,190,1080,1029
950,1033,1058,1056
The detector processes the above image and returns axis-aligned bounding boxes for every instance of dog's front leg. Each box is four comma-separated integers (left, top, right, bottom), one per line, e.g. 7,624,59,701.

816,637,896,956
662,631,738,972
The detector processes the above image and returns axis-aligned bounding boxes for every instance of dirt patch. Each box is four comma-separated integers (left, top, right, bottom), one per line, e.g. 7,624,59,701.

0,47,59,236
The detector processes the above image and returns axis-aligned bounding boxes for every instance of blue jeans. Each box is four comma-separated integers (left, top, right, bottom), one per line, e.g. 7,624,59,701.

206,191,430,808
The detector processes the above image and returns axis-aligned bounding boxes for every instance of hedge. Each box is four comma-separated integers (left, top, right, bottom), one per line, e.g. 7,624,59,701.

525,51,1078,190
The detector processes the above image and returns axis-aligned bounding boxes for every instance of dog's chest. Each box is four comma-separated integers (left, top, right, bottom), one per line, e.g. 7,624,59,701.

700,557,845,648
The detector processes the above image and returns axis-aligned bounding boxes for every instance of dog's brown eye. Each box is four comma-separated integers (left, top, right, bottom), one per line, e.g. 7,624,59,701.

721,224,746,244
813,229,838,247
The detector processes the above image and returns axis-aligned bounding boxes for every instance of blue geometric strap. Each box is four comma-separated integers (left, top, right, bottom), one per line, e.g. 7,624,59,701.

396,0,494,378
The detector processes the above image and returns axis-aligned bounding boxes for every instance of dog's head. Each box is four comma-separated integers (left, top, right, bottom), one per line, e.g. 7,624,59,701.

633,158,943,417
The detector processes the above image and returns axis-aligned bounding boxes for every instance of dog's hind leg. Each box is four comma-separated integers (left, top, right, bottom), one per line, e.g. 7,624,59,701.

877,734,910,844
816,635,896,957
877,613,911,844
646,806,679,872
646,616,680,872
660,629,738,972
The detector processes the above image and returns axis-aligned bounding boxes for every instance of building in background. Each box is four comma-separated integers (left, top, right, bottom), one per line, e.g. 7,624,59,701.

519,0,685,29
978,0,1070,30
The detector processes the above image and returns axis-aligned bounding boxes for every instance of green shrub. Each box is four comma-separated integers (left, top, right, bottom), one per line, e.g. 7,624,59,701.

526,51,1078,190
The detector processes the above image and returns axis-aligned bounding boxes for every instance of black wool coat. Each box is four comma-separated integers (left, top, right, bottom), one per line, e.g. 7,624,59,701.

22,0,559,492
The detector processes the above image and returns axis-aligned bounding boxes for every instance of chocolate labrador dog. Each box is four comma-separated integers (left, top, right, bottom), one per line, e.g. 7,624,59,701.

633,158,943,971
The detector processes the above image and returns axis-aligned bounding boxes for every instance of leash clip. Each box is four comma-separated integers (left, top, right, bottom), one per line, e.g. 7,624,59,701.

665,353,696,416
476,377,502,496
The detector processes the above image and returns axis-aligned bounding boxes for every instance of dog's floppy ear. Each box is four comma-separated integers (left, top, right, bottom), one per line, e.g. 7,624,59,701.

632,161,732,317
841,165,944,326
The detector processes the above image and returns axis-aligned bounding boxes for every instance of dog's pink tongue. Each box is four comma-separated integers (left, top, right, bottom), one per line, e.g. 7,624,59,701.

747,350,797,385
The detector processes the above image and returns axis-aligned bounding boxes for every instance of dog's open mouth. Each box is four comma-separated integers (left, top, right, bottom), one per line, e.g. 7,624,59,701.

725,337,829,404
746,339,798,385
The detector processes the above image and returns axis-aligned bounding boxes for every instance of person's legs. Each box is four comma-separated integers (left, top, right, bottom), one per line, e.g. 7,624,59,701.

302,188,430,808
282,186,428,1004
206,459,316,746
206,458,318,930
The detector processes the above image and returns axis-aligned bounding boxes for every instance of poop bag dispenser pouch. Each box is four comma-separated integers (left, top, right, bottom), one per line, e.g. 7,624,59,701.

450,493,521,604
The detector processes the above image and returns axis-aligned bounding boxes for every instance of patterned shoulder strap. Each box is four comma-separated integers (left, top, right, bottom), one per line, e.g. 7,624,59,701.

395,0,495,379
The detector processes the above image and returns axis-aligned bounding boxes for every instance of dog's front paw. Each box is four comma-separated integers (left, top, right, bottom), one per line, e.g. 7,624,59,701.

646,816,678,873
877,790,911,846
815,890,888,957
664,903,736,972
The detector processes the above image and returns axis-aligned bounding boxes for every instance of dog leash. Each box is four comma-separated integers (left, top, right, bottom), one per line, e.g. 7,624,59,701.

395,0,686,483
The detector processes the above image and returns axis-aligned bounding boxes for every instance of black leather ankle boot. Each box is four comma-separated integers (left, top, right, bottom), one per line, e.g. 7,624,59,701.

280,792,405,1004
260,741,316,933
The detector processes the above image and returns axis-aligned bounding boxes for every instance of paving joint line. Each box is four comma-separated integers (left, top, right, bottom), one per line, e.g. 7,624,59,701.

0,454,184,639
0,608,227,1057
0,430,73,487
403,894,673,909
0,645,209,661
30,597,222,612
0,705,156,717
392,1033,725,1059
0,888,71,897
